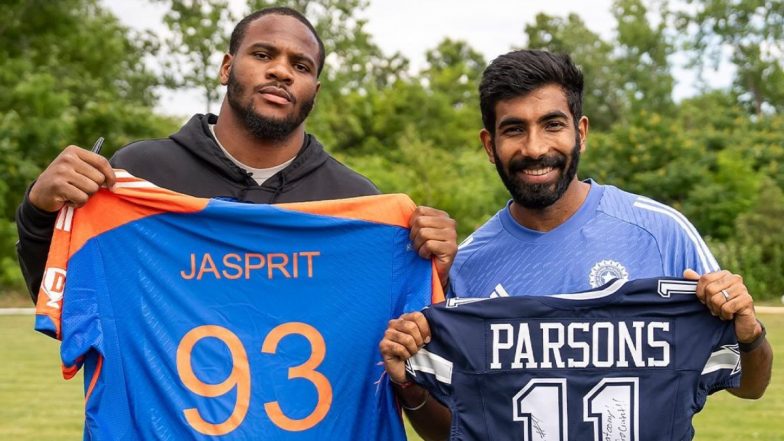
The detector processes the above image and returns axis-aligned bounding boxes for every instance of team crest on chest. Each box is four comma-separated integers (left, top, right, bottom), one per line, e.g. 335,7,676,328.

589,259,629,288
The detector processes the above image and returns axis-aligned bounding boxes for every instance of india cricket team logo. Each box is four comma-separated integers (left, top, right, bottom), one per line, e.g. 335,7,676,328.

588,259,629,288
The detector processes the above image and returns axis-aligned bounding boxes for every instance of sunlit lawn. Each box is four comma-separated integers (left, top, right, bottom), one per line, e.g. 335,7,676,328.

2,313,782,440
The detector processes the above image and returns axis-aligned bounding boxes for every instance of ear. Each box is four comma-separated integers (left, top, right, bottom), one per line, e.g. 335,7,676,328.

219,53,233,86
480,129,495,164
577,115,589,153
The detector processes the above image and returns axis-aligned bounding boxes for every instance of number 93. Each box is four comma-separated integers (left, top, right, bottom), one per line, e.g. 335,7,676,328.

176,322,333,436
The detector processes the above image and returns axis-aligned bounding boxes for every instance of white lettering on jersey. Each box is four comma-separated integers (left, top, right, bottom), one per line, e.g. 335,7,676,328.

42,267,67,309
489,320,671,370
54,207,75,232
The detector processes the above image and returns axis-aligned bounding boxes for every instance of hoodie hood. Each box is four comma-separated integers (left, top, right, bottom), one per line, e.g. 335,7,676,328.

170,113,331,202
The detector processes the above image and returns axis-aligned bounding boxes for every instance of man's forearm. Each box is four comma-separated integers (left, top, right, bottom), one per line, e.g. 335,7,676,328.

730,338,773,399
15,191,58,303
395,384,451,441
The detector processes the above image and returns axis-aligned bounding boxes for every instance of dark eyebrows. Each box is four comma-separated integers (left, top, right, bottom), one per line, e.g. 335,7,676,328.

497,116,526,131
538,110,570,124
247,42,277,54
291,53,316,70
246,42,316,69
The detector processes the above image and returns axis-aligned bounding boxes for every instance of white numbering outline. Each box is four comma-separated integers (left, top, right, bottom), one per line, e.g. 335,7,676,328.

513,377,639,441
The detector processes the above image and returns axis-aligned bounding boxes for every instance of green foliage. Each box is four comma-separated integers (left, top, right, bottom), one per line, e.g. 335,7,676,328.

0,219,23,291
710,180,784,300
0,0,178,295
0,0,173,211
684,148,763,240
675,0,784,115
582,110,705,208
341,128,505,239
611,0,675,114
154,0,235,112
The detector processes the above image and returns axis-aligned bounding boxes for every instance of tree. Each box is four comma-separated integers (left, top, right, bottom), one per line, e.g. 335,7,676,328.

675,0,784,115
611,0,675,115
710,180,784,300
0,0,177,291
154,0,235,112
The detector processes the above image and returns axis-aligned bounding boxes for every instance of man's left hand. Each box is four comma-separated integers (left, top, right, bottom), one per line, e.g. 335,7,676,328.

683,269,762,343
410,206,457,288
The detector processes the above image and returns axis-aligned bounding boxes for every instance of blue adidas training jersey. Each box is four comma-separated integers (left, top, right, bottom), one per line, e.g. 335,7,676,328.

35,174,440,440
407,278,740,441
450,181,720,298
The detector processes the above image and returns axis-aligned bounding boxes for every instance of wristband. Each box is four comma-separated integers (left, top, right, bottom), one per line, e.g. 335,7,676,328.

401,390,429,411
738,320,766,353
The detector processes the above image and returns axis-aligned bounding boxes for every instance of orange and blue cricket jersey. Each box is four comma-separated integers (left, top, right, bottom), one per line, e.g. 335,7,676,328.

35,171,443,440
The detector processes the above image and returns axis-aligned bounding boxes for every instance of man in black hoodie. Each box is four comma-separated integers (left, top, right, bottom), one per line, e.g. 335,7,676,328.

16,7,457,302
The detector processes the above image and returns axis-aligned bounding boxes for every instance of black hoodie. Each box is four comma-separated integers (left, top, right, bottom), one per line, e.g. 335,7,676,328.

16,113,379,302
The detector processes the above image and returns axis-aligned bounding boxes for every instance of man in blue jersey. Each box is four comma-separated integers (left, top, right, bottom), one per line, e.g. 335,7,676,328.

381,50,772,440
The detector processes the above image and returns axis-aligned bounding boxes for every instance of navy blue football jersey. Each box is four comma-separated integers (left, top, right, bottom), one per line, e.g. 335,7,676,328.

406,278,740,441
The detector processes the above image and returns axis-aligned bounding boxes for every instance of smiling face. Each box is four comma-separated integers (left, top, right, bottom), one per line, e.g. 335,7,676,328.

220,13,321,141
481,83,588,210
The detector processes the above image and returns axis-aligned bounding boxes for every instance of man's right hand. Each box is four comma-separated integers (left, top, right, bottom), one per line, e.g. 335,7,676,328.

29,145,116,212
380,311,431,383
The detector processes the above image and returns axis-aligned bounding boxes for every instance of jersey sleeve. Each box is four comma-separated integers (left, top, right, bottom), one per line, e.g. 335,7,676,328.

698,321,741,400
34,206,105,379
405,343,455,408
34,207,76,339
403,306,460,411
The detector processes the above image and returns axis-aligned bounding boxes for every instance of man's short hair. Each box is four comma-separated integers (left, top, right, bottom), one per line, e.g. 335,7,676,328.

479,50,584,135
229,7,326,77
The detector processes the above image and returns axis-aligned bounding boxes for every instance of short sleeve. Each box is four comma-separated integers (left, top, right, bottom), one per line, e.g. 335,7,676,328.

697,321,741,400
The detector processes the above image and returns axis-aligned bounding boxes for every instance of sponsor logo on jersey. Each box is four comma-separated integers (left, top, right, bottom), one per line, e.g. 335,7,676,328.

488,283,510,298
589,259,629,288
42,267,67,309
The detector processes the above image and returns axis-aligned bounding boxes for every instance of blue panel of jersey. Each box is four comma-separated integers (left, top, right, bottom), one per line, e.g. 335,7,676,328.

408,278,739,441
450,181,720,298
60,199,432,440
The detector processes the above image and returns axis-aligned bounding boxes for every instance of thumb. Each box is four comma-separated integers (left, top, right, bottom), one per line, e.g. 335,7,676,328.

683,268,700,280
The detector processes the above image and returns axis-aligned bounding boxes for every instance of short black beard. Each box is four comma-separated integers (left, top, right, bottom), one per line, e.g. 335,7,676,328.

493,138,581,209
226,70,315,141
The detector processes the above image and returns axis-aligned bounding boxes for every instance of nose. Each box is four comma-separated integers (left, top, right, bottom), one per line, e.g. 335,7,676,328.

519,129,549,159
266,59,294,85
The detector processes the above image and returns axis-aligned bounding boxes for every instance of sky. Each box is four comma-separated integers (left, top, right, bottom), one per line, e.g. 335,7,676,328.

103,0,730,118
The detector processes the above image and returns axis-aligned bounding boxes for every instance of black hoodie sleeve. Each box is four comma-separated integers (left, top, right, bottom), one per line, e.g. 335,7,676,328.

15,184,59,304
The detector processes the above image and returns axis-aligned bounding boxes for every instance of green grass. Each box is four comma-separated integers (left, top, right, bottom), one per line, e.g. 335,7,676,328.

2,313,782,440
0,315,84,440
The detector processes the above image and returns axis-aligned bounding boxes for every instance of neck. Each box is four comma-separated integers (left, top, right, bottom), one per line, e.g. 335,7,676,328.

508,179,590,232
213,100,305,169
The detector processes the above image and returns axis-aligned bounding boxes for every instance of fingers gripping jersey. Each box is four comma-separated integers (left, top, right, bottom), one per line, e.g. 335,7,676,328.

407,278,739,441
35,171,443,441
